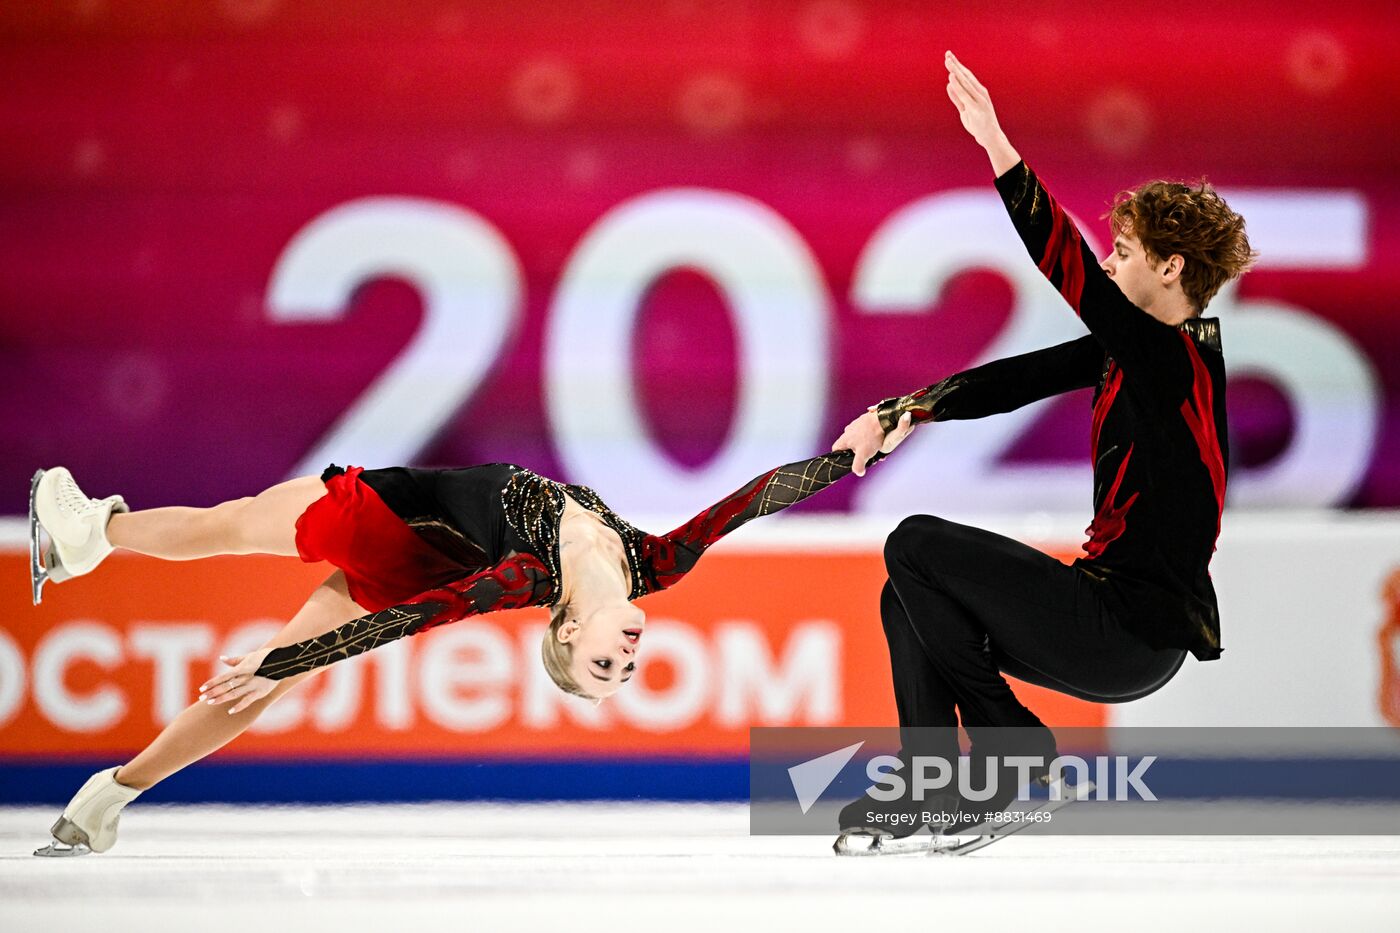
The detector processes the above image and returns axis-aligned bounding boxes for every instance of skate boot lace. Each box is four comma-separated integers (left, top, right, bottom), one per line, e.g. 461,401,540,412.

55,474,98,516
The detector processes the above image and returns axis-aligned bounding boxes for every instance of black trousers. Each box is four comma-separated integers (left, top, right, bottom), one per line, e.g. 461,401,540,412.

881,515,1185,754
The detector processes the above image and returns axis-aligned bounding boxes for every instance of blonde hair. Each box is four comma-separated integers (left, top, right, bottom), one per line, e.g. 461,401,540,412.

541,604,596,701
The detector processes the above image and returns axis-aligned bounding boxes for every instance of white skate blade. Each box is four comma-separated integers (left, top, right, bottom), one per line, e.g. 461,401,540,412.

29,470,48,605
33,816,93,857
929,778,1096,857
833,778,1095,857
834,829,958,857
33,840,92,857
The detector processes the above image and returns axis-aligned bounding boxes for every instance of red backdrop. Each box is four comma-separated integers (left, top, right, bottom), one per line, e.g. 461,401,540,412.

2,0,1398,519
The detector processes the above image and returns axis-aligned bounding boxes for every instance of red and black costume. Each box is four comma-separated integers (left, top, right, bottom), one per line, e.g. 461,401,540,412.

257,454,860,679
871,161,1226,758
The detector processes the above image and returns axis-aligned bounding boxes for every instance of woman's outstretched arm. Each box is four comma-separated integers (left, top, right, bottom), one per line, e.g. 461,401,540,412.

635,428,912,595
201,552,554,709
256,552,554,678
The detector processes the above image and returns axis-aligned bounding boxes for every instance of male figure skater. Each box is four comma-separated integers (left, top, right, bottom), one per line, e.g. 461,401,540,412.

831,52,1255,839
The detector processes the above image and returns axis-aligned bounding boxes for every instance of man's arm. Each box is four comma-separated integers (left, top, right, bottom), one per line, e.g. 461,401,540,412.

944,50,1021,176
834,336,1103,472
945,51,1192,389
873,336,1102,431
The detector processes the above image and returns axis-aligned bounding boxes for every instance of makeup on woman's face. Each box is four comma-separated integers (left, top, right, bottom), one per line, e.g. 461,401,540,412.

569,604,646,698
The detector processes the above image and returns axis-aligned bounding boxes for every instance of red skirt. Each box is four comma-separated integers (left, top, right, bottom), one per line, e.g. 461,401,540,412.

294,466,468,612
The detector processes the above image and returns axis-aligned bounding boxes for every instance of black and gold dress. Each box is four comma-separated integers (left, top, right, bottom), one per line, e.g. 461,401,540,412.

258,452,866,679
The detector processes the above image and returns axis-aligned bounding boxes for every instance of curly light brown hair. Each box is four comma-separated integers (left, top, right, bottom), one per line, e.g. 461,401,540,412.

1108,180,1258,313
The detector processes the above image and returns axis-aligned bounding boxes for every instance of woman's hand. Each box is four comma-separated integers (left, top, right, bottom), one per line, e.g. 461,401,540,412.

199,647,276,715
944,50,1020,176
833,409,916,477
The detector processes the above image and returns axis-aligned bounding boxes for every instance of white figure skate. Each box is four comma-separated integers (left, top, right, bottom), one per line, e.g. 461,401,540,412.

30,467,128,605
33,767,143,857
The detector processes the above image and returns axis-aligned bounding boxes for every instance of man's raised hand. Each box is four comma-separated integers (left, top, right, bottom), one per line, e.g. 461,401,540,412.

944,50,1020,176
944,51,997,144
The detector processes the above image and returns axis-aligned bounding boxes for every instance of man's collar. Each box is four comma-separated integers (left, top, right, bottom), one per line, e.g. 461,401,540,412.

1179,317,1221,350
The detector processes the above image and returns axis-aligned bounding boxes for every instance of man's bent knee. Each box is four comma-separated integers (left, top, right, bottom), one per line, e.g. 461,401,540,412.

883,514,952,570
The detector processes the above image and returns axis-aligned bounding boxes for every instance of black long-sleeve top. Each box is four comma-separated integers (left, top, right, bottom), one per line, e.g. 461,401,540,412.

256,452,863,679
879,162,1228,661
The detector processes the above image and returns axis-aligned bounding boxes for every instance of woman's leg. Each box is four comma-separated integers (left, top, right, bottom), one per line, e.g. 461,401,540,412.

105,475,326,560
113,571,363,790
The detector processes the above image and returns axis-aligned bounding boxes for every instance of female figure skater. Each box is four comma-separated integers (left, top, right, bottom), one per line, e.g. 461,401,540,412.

30,415,914,856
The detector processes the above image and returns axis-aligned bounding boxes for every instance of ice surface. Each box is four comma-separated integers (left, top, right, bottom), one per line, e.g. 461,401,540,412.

2,803,1398,931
